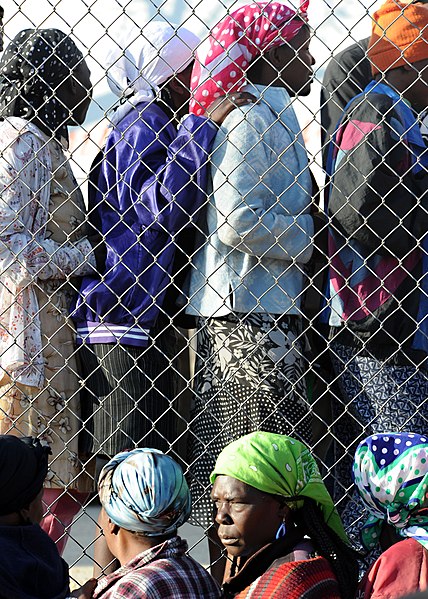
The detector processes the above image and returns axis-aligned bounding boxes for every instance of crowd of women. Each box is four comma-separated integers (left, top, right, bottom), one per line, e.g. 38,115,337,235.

2,430,428,598
0,0,427,596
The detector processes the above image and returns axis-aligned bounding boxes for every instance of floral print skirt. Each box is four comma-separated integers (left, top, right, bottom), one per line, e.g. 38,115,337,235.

330,340,428,550
188,312,312,529
0,282,92,492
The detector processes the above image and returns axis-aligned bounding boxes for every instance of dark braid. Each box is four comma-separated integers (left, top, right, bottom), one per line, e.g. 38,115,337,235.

292,498,361,599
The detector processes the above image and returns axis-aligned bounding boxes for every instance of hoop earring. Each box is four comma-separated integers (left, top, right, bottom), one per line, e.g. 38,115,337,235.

275,520,287,539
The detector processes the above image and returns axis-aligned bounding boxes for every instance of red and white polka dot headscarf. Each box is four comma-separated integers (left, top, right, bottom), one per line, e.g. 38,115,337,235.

189,1,309,115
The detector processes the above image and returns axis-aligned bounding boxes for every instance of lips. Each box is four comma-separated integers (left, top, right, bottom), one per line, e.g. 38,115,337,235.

219,535,240,546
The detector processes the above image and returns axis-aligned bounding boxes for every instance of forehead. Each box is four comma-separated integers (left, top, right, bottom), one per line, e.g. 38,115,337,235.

283,25,310,50
212,475,264,500
412,57,428,70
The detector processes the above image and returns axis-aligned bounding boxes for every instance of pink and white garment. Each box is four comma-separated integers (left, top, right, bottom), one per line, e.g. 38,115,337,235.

189,0,309,115
0,117,95,387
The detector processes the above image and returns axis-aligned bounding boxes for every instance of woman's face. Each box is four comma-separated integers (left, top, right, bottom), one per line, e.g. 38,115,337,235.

57,59,92,126
275,26,315,96
212,475,287,558
69,59,92,124
19,488,44,525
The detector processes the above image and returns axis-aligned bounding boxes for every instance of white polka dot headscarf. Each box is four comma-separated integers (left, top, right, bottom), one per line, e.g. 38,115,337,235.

211,431,348,543
0,29,84,140
353,432,428,551
189,0,309,115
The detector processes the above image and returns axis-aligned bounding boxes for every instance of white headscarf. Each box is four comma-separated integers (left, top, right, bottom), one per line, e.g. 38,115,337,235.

105,21,200,125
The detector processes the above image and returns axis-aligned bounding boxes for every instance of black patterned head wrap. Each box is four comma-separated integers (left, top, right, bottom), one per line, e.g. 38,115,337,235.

0,435,51,515
0,28,84,140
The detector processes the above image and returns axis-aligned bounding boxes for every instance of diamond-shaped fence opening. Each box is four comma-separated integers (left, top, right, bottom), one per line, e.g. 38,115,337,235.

0,0,427,594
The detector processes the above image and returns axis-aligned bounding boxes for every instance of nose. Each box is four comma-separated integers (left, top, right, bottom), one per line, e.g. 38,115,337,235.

310,52,315,67
215,502,233,525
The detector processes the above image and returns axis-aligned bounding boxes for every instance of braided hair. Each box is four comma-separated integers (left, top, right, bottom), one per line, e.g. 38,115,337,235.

292,498,361,599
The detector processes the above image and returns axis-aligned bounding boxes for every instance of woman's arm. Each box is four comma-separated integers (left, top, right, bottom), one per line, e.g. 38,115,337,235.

105,108,218,235
0,131,96,285
210,108,314,263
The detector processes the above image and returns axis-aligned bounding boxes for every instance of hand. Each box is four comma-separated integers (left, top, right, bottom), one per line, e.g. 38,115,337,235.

206,92,256,125
70,578,97,599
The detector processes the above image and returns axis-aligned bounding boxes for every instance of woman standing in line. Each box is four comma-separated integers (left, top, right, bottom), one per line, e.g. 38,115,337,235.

73,22,252,460
0,29,96,553
324,0,428,539
353,433,428,598
72,21,253,575
186,0,319,570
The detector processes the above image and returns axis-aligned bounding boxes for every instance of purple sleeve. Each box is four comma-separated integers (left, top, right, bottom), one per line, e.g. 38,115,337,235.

106,110,217,234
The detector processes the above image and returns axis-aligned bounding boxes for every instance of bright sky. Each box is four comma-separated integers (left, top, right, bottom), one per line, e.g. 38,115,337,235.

0,0,383,178
2,0,381,117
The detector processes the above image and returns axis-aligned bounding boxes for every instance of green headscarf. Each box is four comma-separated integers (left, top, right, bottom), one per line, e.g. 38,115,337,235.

211,431,348,543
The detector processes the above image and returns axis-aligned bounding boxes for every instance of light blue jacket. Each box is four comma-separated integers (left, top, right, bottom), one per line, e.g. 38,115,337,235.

186,84,314,317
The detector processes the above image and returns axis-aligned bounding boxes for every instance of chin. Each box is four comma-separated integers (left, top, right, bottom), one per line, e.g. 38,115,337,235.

224,546,244,558
297,83,312,97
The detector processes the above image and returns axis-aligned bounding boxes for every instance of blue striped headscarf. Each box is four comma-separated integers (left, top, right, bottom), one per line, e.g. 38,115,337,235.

98,448,191,536
353,432,428,551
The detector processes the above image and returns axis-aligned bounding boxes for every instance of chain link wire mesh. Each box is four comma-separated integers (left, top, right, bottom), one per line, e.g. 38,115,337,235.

0,0,427,589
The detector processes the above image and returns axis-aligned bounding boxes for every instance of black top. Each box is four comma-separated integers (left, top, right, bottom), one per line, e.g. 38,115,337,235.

0,524,69,599
320,38,371,168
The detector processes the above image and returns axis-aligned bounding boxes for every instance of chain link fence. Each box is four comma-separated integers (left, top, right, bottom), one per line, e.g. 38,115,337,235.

0,0,427,587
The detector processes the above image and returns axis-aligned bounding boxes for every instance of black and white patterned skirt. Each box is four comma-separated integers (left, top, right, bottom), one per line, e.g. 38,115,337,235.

187,312,312,529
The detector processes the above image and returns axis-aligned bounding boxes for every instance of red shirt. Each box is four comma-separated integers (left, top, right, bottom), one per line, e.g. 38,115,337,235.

356,538,428,599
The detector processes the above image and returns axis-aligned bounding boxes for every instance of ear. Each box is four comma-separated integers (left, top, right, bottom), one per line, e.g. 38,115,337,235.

400,63,422,81
108,518,120,536
401,63,416,72
278,502,291,523
168,77,187,97
265,45,294,71
68,74,78,97
265,47,278,69
18,507,31,525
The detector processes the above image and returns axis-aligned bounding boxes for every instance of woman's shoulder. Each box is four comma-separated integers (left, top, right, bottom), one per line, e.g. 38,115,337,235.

0,117,46,150
219,100,275,133
345,89,395,123
224,536,340,599
115,101,171,132
357,539,428,599
107,102,174,149
372,537,427,568
233,556,340,599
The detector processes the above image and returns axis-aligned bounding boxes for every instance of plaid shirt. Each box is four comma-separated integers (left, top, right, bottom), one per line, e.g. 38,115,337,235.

93,536,221,599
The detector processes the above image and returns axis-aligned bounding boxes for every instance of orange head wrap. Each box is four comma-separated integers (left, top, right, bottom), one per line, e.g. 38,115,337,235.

368,0,428,75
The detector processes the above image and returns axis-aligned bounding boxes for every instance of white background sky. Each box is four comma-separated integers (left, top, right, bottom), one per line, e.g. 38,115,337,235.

0,0,384,176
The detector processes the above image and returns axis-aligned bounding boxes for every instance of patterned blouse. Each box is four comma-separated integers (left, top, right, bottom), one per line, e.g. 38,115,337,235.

0,116,95,388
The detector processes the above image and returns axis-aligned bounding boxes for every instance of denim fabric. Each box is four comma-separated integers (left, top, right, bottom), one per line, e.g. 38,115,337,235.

187,84,314,318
